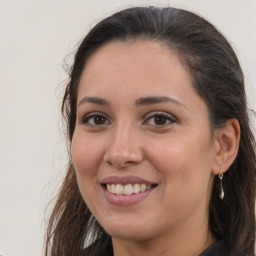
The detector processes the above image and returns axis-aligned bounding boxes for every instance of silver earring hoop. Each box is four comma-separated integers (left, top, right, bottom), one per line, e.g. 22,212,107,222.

218,168,224,199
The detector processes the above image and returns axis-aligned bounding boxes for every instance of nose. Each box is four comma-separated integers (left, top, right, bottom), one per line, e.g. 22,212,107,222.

103,123,144,168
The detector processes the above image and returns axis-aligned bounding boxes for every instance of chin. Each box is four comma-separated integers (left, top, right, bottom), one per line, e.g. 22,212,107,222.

100,218,155,241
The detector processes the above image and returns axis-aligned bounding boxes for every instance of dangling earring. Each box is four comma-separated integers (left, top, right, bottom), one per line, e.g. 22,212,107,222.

218,168,224,199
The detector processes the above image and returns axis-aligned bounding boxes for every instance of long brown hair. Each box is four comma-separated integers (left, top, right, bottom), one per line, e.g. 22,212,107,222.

45,6,256,256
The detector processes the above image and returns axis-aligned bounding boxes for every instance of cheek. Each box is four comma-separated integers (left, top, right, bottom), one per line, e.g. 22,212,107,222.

71,132,104,174
147,129,214,192
146,131,214,222
71,132,107,213
71,132,106,196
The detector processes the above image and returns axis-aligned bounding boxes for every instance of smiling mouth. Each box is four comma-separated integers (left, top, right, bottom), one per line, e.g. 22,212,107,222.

103,183,157,196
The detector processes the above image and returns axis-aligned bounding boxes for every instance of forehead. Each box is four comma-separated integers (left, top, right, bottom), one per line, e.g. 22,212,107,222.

84,40,182,70
77,40,210,127
78,40,193,98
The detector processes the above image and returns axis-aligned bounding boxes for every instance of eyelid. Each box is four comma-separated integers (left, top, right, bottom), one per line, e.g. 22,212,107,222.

80,111,111,125
143,111,177,126
144,111,176,121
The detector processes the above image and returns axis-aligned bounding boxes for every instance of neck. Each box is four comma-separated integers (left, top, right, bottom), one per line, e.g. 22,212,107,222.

112,217,215,256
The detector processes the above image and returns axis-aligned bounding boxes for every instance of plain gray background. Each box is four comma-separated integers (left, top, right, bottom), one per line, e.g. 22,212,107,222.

0,0,255,255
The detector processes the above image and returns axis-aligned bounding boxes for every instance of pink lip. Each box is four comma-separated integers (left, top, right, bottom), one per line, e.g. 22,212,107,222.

102,186,154,206
100,176,158,206
100,175,156,185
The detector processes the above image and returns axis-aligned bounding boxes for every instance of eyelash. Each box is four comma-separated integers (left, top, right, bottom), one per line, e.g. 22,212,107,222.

80,111,177,127
80,112,110,126
143,112,176,126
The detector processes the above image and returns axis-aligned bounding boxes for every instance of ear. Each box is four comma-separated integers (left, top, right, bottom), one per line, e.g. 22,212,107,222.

212,119,240,175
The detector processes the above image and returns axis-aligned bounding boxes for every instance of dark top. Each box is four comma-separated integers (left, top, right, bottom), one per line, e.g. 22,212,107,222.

200,240,227,256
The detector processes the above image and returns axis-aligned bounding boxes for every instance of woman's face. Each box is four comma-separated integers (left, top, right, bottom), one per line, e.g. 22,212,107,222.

72,40,216,242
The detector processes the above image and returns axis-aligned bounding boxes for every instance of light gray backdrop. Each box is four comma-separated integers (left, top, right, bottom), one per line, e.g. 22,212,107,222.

0,0,255,255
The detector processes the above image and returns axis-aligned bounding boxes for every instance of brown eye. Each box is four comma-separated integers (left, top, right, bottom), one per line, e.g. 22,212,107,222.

82,113,110,126
154,115,169,125
144,113,176,126
93,115,106,125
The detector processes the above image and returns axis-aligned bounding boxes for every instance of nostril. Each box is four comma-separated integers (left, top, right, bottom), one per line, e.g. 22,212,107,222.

104,149,144,168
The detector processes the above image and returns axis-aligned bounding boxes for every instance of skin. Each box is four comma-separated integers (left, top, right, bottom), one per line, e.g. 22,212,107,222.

71,40,240,256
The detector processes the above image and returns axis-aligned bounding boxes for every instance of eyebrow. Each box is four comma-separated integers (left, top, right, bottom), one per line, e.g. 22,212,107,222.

135,96,187,109
78,96,109,107
77,96,187,109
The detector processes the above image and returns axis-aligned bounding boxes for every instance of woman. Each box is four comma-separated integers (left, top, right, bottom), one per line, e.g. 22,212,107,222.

45,6,256,256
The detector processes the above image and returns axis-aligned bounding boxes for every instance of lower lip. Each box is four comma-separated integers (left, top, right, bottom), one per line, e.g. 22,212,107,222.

102,186,155,206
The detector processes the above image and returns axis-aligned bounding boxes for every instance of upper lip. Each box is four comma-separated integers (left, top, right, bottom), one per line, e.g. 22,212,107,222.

100,176,157,185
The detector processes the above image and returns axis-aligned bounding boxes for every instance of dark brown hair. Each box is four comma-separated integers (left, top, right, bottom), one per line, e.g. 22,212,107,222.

45,6,256,256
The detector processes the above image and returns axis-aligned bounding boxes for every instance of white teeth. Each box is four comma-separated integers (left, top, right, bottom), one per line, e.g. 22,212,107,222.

124,184,133,195
111,184,116,194
133,184,140,194
115,184,124,195
106,183,153,195
140,184,146,192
